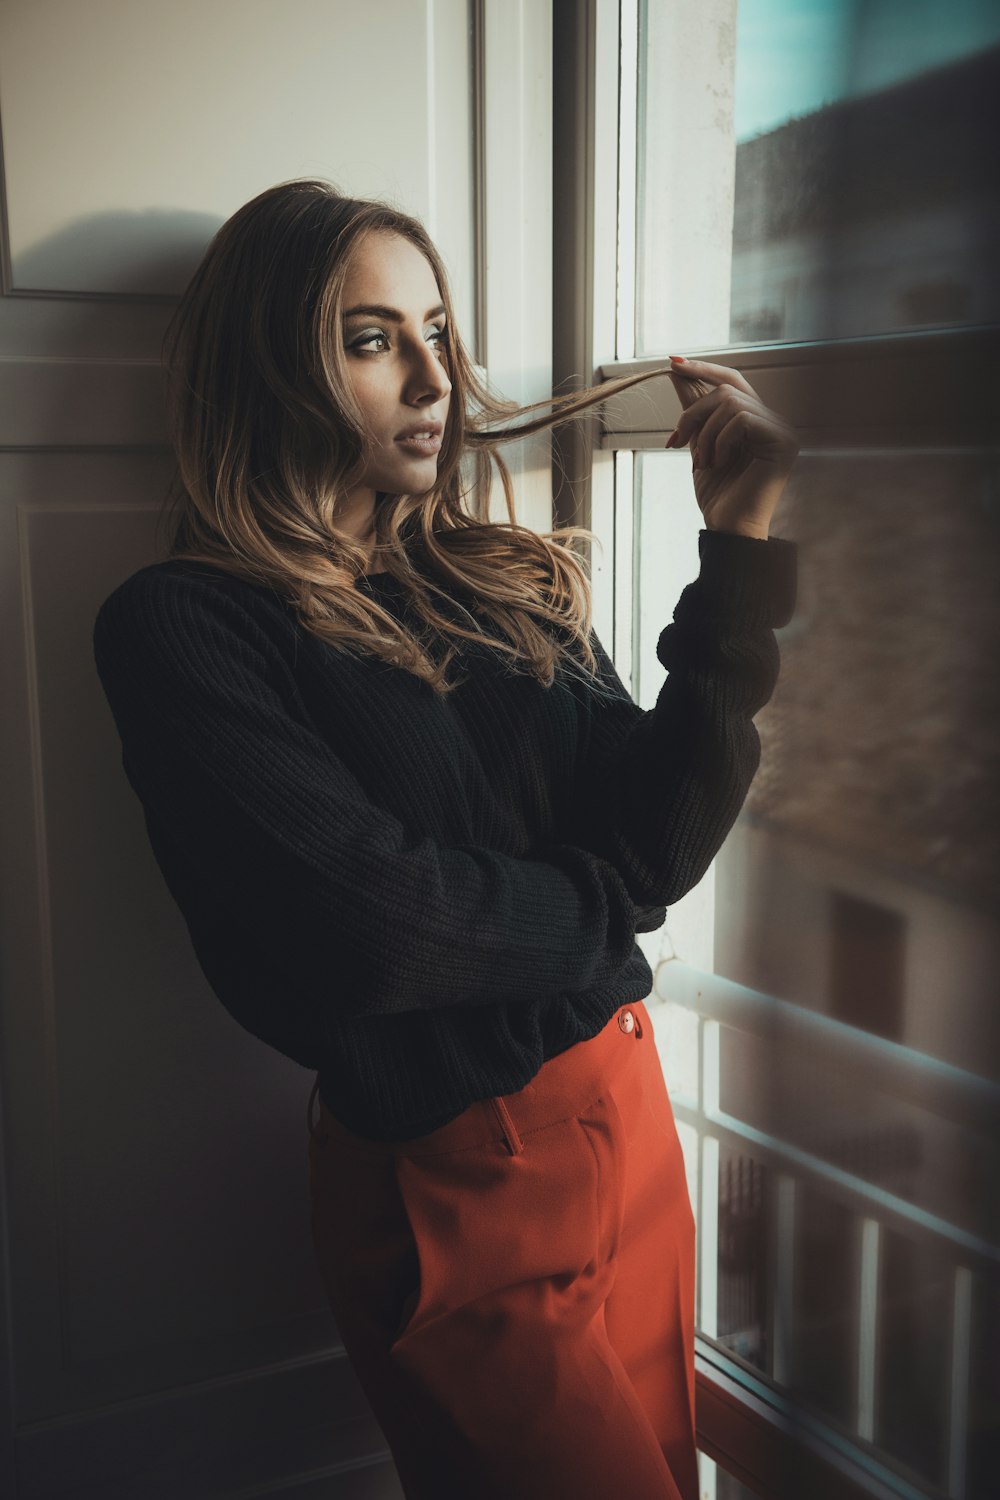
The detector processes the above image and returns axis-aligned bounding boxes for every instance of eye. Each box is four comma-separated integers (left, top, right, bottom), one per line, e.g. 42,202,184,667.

350,329,390,353
430,328,450,359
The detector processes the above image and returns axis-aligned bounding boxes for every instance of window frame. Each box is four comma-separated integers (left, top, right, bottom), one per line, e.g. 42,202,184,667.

599,327,1000,453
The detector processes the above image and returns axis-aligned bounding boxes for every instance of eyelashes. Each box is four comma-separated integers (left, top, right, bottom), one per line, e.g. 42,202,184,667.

349,326,450,355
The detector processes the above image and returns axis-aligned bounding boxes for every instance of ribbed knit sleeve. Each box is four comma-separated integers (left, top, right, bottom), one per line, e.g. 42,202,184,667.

93,569,646,1025
572,529,797,907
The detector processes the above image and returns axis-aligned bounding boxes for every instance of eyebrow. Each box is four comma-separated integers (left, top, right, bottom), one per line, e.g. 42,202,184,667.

343,302,446,323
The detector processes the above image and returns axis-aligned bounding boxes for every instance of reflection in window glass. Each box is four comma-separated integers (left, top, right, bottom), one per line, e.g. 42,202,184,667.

716,1146,769,1369
636,449,1000,980
715,1474,761,1500
794,1188,855,1431
714,451,1000,948
636,0,1000,349
877,1228,952,1483
634,449,1000,1497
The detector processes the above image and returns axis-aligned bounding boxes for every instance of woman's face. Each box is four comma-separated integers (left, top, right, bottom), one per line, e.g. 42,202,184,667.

341,231,453,503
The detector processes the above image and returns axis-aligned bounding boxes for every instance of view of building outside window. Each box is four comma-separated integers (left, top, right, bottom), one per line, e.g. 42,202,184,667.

729,0,1000,345
638,0,1000,353
628,4,1000,1497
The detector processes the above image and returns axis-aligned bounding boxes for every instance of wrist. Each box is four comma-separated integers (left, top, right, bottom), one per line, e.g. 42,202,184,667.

705,522,770,541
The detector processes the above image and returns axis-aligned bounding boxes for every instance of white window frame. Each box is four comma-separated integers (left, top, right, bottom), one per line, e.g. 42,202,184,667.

475,0,555,538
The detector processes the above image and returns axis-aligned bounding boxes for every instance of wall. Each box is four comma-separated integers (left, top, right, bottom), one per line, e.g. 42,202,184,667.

0,2,551,1495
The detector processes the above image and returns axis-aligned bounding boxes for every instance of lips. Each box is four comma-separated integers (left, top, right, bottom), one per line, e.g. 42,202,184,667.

394,421,444,457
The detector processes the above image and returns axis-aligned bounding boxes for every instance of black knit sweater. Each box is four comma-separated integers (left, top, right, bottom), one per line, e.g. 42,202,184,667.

93,528,796,1140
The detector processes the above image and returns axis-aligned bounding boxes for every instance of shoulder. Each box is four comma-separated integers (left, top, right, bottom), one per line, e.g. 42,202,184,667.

93,559,298,680
95,558,292,633
97,557,284,611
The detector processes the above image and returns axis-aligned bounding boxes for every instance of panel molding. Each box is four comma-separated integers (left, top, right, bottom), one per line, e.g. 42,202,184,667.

2,472,397,1492
0,357,167,448
0,71,207,307
14,1350,399,1500
0,73,13,297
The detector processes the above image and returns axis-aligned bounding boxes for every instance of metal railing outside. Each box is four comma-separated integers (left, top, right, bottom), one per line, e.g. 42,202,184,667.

650,960,1000,1500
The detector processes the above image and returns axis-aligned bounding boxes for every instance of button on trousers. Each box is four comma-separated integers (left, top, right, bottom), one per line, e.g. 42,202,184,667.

307,1000,697,1500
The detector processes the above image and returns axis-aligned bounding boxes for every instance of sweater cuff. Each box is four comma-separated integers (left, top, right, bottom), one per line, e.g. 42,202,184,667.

689,528,798,629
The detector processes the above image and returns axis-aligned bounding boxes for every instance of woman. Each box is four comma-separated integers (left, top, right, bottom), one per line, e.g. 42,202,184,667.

93,178,797,1500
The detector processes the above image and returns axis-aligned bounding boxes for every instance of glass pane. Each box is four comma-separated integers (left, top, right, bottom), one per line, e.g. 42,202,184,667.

716,1144,769,1371
717,1470,764,1500
636,0,1000,350
634,448,1000,1498
876,1228,951,1481
793,1187,855,1430
699,1452,767,1500
711,449,1000,991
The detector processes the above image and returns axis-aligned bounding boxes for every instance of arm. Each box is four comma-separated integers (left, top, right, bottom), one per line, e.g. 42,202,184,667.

567,352,799,911
93,569,645,1022
569,528,796,910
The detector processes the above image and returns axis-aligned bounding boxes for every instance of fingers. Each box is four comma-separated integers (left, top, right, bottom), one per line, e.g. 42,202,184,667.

667,369,713,411
686,400,738,469
669,355,759,400
665,358,797,471
713,408,797,471
710,409,754,472
666,383,797,471
666,356,762,434
667,384,758,459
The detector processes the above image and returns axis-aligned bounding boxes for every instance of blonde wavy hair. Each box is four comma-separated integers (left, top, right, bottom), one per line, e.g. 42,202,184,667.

160,178,669,697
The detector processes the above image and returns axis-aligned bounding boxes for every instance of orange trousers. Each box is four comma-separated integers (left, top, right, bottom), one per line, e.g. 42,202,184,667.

307,999,698,1500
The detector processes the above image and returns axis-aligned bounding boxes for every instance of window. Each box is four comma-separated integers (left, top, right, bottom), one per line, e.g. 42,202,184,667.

554,3,1000,1496
829,893,906,1042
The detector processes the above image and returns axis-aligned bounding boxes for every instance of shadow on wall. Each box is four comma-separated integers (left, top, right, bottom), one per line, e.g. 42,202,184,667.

11,205,226,297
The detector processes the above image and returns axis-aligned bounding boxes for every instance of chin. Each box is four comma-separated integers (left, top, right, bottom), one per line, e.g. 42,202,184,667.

384,460,441,495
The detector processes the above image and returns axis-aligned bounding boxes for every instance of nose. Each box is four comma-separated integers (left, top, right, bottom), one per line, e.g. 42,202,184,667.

404,339,452,407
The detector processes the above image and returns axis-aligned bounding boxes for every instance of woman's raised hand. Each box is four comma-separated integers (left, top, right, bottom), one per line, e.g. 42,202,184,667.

665,356,798,540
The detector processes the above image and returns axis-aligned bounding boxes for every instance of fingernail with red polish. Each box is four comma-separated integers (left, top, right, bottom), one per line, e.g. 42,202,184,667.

670,355,687,364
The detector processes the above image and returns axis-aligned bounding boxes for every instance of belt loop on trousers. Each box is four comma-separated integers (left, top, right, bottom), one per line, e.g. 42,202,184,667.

489,1096,524,1156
